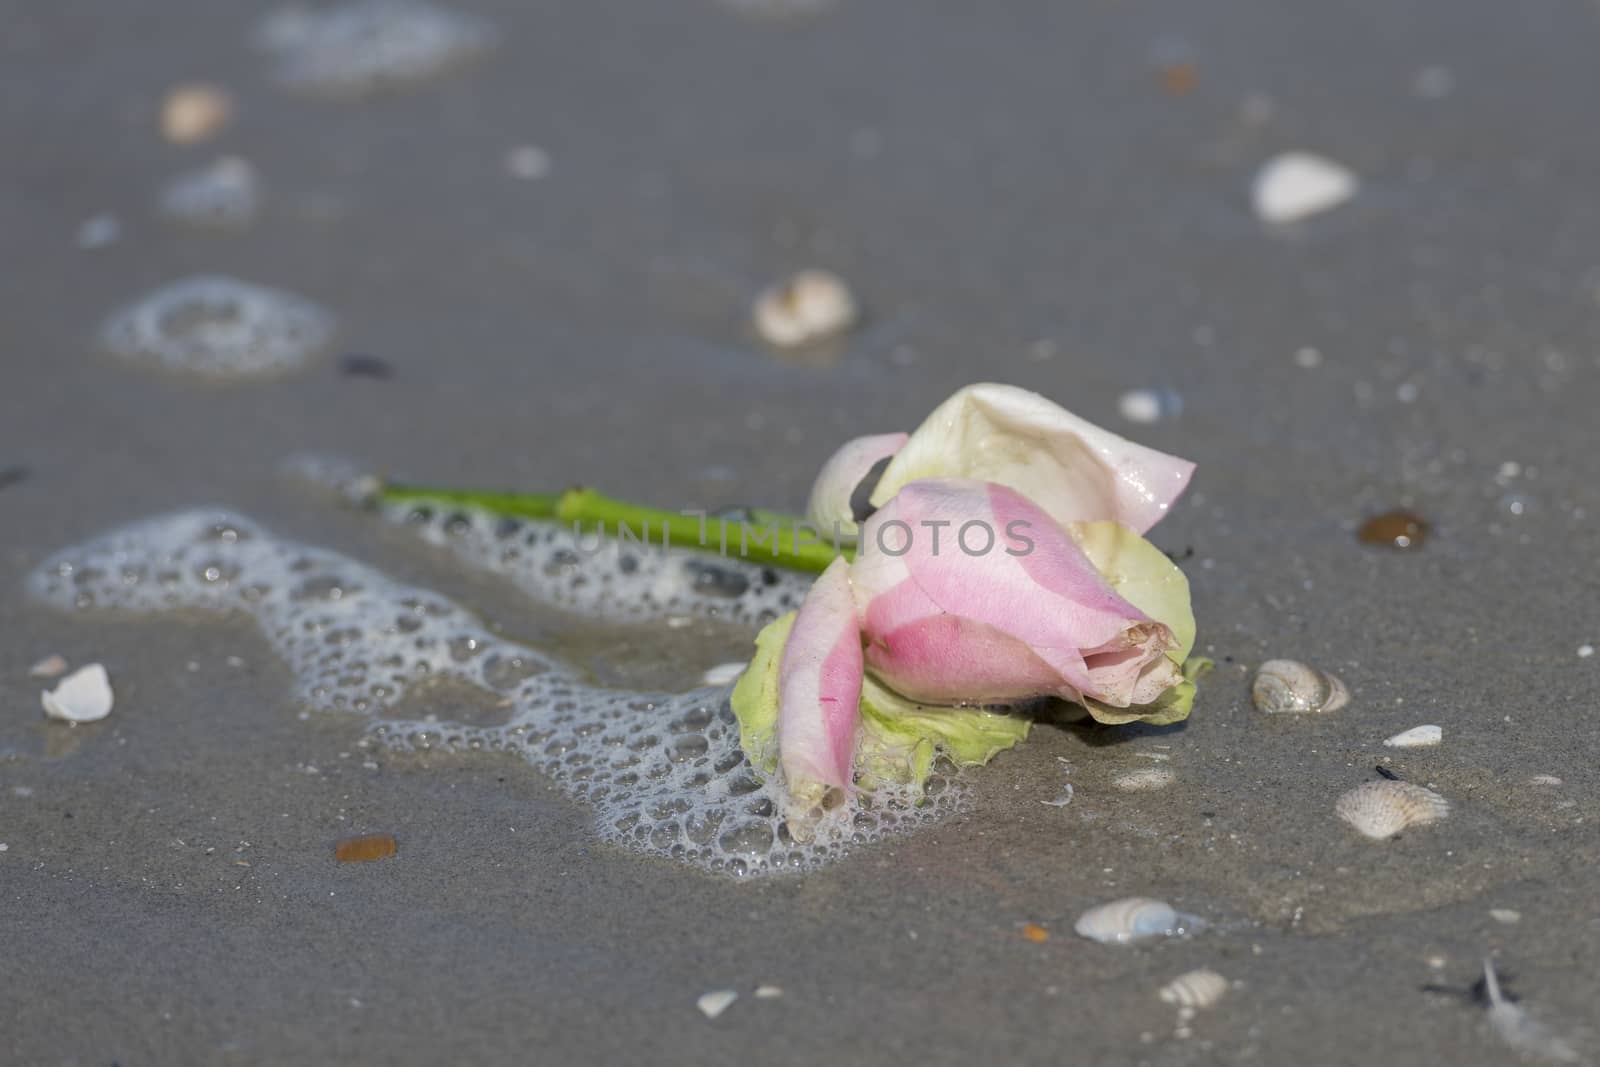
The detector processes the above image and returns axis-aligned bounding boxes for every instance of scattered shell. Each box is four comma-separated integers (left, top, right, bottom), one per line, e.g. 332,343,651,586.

1530,775,1563,787
75,214,121,250
753,270,858,348
1252,152,1358,224
1481,958,1579,1063
1040,783,1074,808
100,275,336,379
1578,644,1594,659
40,663,114,723
1489,909,1521,924
254,1,497,98
701,661,747,687
1113,767,1175,792
1335,780,1449,839
696,990,738,1019
753,985,783,999
1384,725,1442,748
1251,659,1350,714
1020,923,1050,943
505,145,551,180
1074,897,1202,945
1118,387,1182,425
161,83,235,144
1358,509,1429,549
159,157,260,229
334,832,397,862
1159,969,1229,1010
28,654,69,679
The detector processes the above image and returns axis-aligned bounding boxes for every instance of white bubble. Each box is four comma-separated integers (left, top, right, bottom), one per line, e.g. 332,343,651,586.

255,1,497,98
29,509,951,875
99,276,335,379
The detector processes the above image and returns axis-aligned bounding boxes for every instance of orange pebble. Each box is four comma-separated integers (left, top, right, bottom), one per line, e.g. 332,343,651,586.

335,832,397,863
1357,509,1429,549
1159,62,1198,96
1021,923,1050,943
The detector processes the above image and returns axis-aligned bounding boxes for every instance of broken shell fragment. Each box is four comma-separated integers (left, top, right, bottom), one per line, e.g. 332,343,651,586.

41,663,114,723
753,270,858,347
1384,725,1442,748
696,990,738,1019
1251,659,1349,714
1335,780,1449,839
28,654,69,679
1074,897,1202,945
1252,152,1358,224
1159,969,1229,1010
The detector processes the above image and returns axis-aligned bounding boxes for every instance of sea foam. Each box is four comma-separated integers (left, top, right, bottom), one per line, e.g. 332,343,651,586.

28,509,957,875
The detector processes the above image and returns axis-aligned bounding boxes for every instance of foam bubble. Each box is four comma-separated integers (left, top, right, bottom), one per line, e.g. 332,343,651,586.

99,276,335,379
159,157,260,230
28,510,956,875
254,1,497,98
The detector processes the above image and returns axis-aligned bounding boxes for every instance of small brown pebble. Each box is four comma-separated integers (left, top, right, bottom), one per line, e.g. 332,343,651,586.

1158,62,1198,96
1358,509,1429,549
161,83,234,144
335,833,397,863
1021,923,1051,943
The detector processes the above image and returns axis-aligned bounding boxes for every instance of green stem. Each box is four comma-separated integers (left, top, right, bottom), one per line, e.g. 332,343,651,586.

379,482,852,574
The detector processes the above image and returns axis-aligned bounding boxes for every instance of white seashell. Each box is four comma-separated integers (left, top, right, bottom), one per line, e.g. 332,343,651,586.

160,157,260,230
701,661,746,687
1335,780,1448,839
1530,775,1563,786
753,270,858,347
1074,897,1202,945
1113,768,1175,792
1158,969,1229,1010
753,985,783,999
1252,152,1358,224
41,663,114,723
161,83,234,144
1383,725,1442,748
696,989,738,1019
1489,909,1520,924
28,654,69,679
1118,388,1182,425
1252,659,1350,714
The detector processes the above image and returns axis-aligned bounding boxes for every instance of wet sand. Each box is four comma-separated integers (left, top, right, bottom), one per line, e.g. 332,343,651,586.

4,0,1600,1062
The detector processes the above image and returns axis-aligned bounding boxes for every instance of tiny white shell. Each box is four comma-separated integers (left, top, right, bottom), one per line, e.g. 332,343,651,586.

1384,725,1442,748
753,270,857,347
1335,780,1448,839
1074,897,1201,945
1530,775,1563,786
753,985,783,999
1252,152,1358,224
1252,659,1349,714
28,654,69,679
701,661,747,687
696,989,738,1019
1158,969,1229,1010
41,663,114,723
1113,767,1175,792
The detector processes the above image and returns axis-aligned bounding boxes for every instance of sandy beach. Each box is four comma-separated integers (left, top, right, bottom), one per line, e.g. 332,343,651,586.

4,1,1599,1062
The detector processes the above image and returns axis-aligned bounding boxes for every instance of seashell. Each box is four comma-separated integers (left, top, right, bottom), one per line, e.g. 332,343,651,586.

161,83,234,144
41,663,114,723
701,661,747,687
696,990,738,1019
28,654,69,679
1384,725,1441,748
1159,969,1229,1010
752,270,858,348
1118,387,1183,425
1252,659,1350,714
1530,775,1562,786
1113,767,1175,792
1252,152,1358,224
1074,897,1202,945
159,157,260,230
1335,780,1449,839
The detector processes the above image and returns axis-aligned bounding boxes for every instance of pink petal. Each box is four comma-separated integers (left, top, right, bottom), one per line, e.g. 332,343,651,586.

778,557,864,791
805,432,909,538
855,479,1176,707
